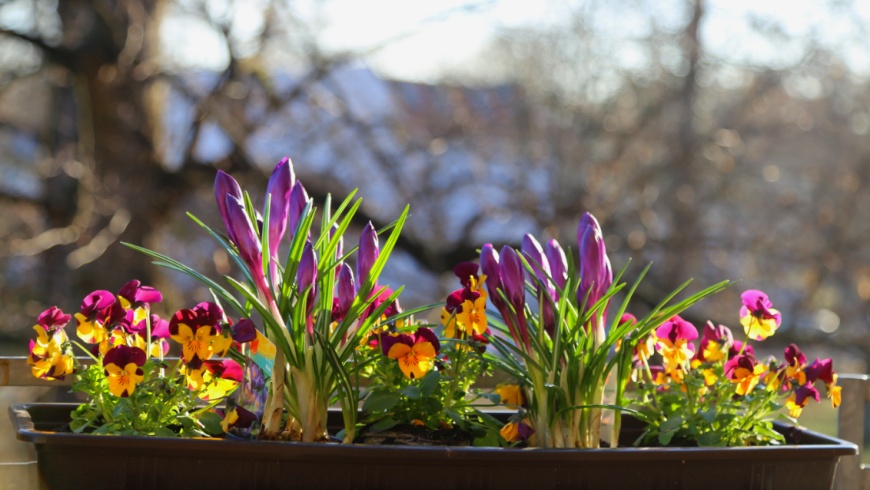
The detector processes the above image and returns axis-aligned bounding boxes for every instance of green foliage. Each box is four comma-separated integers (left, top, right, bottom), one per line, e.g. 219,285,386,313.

69,360,223,437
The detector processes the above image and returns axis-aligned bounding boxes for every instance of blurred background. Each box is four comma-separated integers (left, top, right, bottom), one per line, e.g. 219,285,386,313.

0,0,868,373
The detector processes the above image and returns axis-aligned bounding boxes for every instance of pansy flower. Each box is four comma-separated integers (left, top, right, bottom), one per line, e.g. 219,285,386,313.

169,302,224,363
75,290,117,344
694,322,733,363
786,382,821,418
220,403,258,434
196,359,243,401
381,327,440,379
724,353,766,396
655,316,698,374
28,307,75,380
103,345,146,397
500,418,534,443
117,280,163,325
496,383,526,408
806,358,841,408
739,290,782,341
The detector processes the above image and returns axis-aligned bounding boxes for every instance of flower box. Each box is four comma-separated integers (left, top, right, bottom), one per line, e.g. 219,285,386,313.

11,403,856,490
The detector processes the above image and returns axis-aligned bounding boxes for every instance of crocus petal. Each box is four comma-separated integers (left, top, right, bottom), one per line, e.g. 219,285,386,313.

224,194,264,276
521,234,554,299
287,180,309,239
336,264,356,320
544,239,568,292
215,170,244,244
479,244,502,306
264,157,295,260
357,221,379,289
498,246,525,311
577,212,612,309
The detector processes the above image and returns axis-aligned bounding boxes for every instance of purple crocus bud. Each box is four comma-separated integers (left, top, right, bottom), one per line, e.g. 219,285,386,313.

331,223,344,262
544,239,568,293
521,234,555,332
287,181,309,239
479,244,502,306
215,170,244,244
577,212,612,309
499,246,525,312
225,194,263,274
357,221,379,289
297,241,318,299
336,263,355,321
521,234,554,298
264,158,296,261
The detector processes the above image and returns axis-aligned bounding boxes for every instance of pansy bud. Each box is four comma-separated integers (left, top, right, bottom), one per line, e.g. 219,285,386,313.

264,158,295,261
215,170,244,245
357,221,379,289
499,246,525,312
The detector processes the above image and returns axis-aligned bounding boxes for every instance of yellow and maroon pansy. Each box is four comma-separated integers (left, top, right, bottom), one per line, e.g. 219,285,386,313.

103,345,146,398
739,289,782,341
724,353,766,396
74,290,117,344
381,327,441,379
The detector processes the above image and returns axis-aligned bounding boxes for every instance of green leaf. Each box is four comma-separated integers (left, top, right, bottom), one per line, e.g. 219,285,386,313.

198,411,225,436
369,417,400,432
697,431,722,446
700,409,717,425
362,390,400,413
399,385,421,399
473,430,502,447
658,415,683,446
419,371,440,397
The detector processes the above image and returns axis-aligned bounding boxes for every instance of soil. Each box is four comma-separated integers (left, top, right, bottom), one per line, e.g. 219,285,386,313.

357,424,474,446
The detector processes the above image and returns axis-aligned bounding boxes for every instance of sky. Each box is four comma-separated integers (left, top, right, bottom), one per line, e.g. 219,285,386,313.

149,0,870,82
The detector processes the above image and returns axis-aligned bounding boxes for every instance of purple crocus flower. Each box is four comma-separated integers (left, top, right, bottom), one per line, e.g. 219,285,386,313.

479,243,502,307
499,246,525,312
215,170,244,245
544,239,568,293
264,158,296,266
335,263,355,322
577,212,612,310
297,241,318,305
224,194,271,300
521,234,555,332
357,221,379,289
287,180,309,239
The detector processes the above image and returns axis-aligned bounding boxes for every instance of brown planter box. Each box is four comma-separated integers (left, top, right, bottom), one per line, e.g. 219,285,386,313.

11,403,857,490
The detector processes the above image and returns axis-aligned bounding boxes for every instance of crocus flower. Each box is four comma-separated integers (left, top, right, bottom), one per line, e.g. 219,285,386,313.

287,180,309,240
544,239,568,292
381,327,440,379
522,234,556,331
214,170,244,245
655,316,698,373
499,246,525,312
357,221,379,289
75,290,116,344
264,158,295,262
577,212,613,311
724,353,766,396
103,345,146,397
739,290,782,341
224,194,264,279
479,244,503,306
297,241,318,304
333,263,355,322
